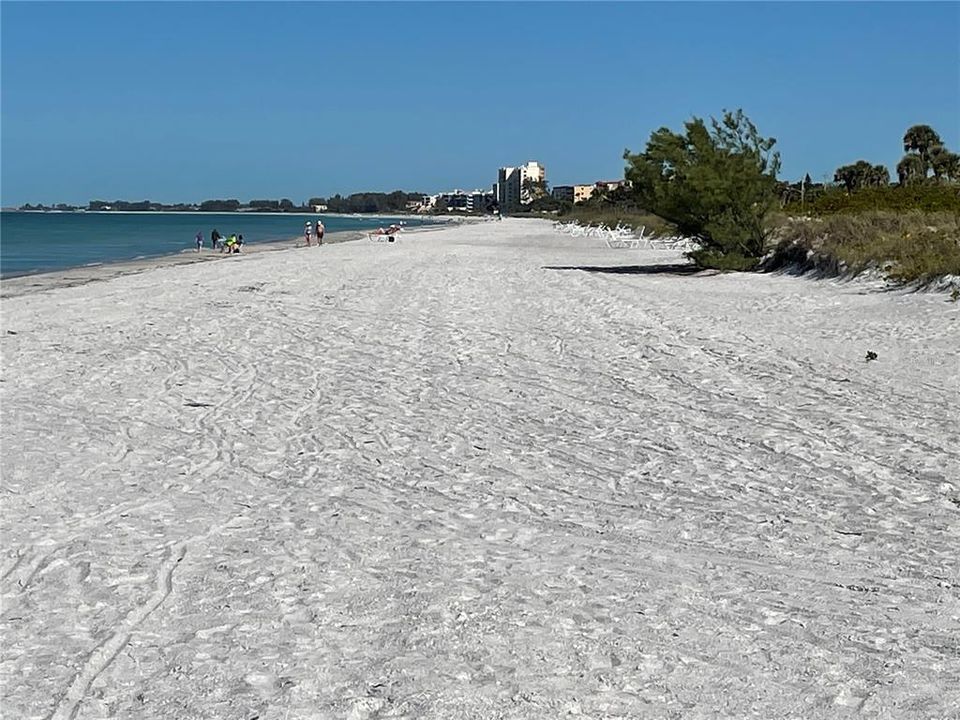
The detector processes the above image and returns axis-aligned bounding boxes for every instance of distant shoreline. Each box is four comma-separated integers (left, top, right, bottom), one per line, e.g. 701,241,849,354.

2,209,439,219
0,215,463,281
0,229,361,297
0,220,468,295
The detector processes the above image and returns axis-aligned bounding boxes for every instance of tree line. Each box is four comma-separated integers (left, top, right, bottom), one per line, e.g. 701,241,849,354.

308,191,426,214
17,192,430,213
834,125,959,191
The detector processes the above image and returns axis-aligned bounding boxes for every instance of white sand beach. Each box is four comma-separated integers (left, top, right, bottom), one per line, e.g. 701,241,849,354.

2,218,958,719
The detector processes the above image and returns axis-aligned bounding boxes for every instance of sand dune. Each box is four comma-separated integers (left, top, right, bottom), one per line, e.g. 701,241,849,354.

2,218,958,719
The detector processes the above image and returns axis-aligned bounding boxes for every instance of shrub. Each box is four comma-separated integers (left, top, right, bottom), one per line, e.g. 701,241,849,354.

624,109,780,261
767,211,960,283
688,249,760,271
786,184,960,215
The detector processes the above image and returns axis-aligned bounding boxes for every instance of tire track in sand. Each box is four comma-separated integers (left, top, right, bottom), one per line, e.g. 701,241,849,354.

47,542,187,720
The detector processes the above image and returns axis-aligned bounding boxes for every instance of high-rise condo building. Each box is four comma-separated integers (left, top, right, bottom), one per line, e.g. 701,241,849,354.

496,161,546,213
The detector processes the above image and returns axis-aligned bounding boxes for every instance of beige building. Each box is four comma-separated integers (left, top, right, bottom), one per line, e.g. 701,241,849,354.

524,161,545,179
552,184,596,204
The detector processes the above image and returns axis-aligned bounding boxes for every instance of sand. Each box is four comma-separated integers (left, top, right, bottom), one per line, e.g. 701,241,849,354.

0,229,367,300
2,218,958,719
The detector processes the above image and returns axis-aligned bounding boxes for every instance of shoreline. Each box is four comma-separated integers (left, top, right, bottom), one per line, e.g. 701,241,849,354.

2,209,467,219
0,215,467,285
0,229,364,298
0,220,469,299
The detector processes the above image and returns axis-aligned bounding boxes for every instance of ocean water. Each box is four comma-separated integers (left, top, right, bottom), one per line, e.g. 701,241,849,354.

0,212,430,277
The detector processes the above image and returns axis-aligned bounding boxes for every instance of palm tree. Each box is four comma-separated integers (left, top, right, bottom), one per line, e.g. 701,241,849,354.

896,154,926,185
833,165,853,190
903,125,943,173
521,178,548,204
928,145,945,181
943,153,960,182
835,160,884,191
869,164,890,187
927,145,960,182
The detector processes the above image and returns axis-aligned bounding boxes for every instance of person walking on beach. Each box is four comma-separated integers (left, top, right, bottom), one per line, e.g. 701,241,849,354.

315,220,324,245
195,231,203,252
304,221,312,247
211,229,221,251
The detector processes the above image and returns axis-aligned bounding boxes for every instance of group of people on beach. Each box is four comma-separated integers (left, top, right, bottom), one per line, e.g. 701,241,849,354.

195,230,242,253
304,220,325,247
193,219,326,255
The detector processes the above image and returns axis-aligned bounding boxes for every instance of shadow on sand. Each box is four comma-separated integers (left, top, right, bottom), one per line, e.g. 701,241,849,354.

543,263,701,276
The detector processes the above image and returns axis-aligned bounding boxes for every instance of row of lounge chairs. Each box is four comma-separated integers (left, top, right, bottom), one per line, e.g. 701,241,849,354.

552,221,697,251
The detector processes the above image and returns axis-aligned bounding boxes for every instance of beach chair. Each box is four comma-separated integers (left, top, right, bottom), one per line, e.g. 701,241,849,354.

368,224,401,242
605,225,648,249
650,234,697,251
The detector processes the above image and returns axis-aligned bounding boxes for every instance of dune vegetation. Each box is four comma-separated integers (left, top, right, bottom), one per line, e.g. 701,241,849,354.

549,115,960,284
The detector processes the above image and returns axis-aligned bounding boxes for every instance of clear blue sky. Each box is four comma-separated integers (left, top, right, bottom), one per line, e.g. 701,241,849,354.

2,1,957,206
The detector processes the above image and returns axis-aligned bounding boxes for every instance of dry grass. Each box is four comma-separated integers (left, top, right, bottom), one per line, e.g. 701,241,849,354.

767,211,960,284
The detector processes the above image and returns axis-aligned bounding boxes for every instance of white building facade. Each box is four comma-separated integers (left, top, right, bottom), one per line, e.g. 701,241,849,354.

422,189,495,214
497,161,546,213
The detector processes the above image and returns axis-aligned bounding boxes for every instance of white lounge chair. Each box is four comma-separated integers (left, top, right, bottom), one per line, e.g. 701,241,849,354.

604,225,652,249
368,224,402,242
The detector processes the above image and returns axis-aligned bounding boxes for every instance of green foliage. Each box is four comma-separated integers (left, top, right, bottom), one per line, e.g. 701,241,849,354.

524,194,569,214
897,154,927,185
24,191,425,215
903,125,942,164
577,183,637,210
249,199,281,210
834,160,889,190
624,109,781,260
199,199,242,212
688,249,760,271
18,202,79,211
883,226,960,282
321,191,425,214
87,199,162,211
521,178,549,203
785,184,960,214
87,200,197,211
777,176,828,207
929,145,960,182
897,124,957,184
